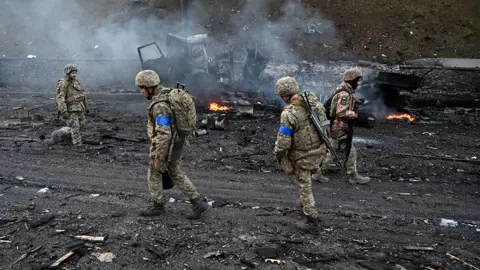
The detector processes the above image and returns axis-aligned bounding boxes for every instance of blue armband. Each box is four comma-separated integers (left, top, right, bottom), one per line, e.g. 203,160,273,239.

155,115,170,126
278,125,293,137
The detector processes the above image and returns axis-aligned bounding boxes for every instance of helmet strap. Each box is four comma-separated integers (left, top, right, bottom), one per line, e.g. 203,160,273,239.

146,87,156,100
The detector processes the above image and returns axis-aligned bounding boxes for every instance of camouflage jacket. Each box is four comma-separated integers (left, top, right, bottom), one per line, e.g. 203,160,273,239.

56,76,88,114
147,88,183,172
274,94,327,171
330,82,357,132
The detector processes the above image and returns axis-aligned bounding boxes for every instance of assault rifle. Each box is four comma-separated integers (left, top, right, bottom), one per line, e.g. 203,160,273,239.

301,92,343,167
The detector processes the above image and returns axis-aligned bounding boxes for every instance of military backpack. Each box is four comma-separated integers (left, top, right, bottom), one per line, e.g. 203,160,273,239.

149,84,197,137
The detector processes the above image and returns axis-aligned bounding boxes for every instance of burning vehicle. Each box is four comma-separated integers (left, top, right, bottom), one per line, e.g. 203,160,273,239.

137,33,271,103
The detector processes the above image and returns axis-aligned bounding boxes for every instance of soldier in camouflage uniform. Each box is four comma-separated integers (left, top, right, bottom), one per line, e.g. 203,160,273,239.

56,64,89,148
329,67,370,184
274,76,329,234
135,70,209,219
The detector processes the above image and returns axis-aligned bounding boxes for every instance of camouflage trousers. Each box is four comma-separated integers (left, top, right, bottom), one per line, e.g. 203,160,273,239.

318,147,332,172
66,111,86,146
294,166,318,218
330,131,357,175
147,160,200,204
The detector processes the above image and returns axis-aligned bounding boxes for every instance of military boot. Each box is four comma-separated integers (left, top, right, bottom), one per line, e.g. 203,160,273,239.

190,197,210,219
348,172,370,184
306,215,321,235
73,144,87,153
139,202,165,216
312,171,329,183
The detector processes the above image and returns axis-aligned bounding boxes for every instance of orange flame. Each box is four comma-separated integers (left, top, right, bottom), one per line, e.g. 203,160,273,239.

386,113,415,122
208,102,230,112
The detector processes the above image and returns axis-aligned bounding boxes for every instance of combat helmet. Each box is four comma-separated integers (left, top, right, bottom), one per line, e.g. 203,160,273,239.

135,70,161,88
64,64,77,74
343,67,362,81
275,76,300,97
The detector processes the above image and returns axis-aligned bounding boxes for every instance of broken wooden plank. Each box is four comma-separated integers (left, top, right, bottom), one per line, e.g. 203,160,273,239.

395,153,480,164
0,217,17,225
405,246,435,251
13,246,42,264
73,235,106,242
446,253,480,270
49,251,75,268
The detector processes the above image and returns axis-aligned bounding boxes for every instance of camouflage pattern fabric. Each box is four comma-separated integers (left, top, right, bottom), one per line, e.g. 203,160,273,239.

295,166,318,218
330,82,357,131
275,76,300,97
343,67,362,81
146,88,201,203
318,145,331,171
147,160,200,204
274,96,326,171
66,112,85,146
56,76,88,114
147,88,178,170
274,93,329,219
135,70,161,88
329,81,360,174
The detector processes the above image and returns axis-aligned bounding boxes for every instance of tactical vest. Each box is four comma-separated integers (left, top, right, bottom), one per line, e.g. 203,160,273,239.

58,78,86,111
330,83,354,118
286,100,323,152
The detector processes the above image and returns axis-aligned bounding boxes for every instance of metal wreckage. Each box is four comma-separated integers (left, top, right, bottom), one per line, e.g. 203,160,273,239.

137,33,271,116
135,28,480,135
134,0,480,130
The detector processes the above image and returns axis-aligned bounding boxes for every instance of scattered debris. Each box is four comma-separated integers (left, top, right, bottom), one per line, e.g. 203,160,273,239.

30,214,55,228
37,188,49,193
142,239,168,259
404,246,435,251
395,153,480,164
13,246,42,264
193,129,207,137
50,251,75,268
264,258,284,264
255,247,278,259
0,217,17,225
446,253,480,270
440,218,458,228
74,235,106,242
203,251,224,259
64,240,85,251
94,252,116,262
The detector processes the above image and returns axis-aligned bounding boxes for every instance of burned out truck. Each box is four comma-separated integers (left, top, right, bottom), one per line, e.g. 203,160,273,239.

137,33,270,102
137,33,220,100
